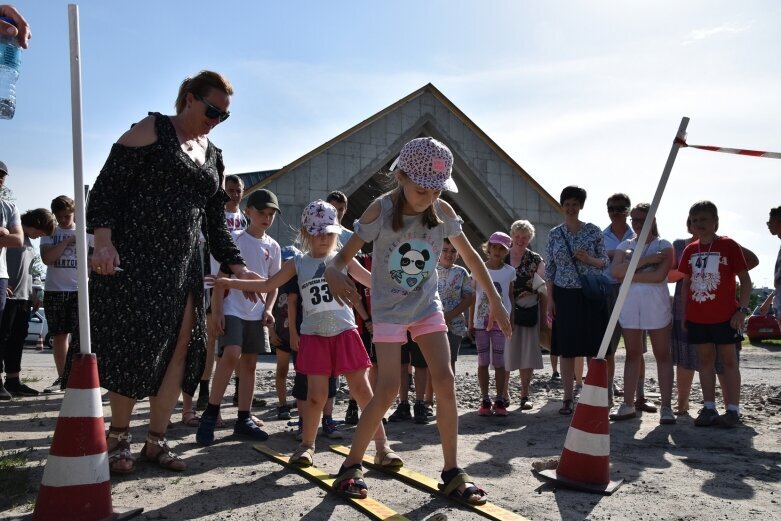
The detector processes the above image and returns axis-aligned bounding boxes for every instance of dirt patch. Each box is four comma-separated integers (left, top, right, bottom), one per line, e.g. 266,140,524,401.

2,342,781,520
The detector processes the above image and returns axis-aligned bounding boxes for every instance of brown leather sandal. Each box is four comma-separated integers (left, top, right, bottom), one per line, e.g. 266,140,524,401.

107,426,135,475
139,431,186,472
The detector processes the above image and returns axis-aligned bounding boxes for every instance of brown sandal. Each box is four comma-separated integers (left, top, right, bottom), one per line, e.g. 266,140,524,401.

139,431,186,472
181,410,200,427
107,426,135,475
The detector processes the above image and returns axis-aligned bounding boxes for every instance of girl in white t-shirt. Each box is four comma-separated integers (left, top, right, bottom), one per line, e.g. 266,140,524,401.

469,232,515,417
609,203,675,424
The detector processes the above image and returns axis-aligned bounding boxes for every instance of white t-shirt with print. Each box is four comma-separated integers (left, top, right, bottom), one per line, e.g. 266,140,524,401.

472,264,515,330
209,210,247,275
41,227,95,292
221,230,281,321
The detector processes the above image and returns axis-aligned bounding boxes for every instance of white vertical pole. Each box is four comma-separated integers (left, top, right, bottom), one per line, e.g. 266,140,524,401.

67,4,91,355
595,117,690,360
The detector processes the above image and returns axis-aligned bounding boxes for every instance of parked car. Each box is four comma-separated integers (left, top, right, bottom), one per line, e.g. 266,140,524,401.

26,308,52,348
745,306,781,344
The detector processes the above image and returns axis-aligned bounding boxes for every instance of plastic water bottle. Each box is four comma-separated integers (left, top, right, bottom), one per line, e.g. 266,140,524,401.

0,16,22,120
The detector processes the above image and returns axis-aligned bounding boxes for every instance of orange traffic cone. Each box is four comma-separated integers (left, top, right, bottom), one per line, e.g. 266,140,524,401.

32,353,142,521
35,335,44,351
537,358,623,494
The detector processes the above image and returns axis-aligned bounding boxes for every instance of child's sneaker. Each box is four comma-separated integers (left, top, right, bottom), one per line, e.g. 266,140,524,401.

494,398,508,417
477,398,493,416
413,401,430,424
234,416,269,441
277,404,292,421
43,377,63,394
694,407,720,427
424,401,434,417
388,401,412,422
321,417,344,439
659,406,676,425
196,412,218,446
344,400,359,425
717,410,740,428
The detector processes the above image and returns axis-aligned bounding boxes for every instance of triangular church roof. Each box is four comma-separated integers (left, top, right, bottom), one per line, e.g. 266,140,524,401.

243,83,559,211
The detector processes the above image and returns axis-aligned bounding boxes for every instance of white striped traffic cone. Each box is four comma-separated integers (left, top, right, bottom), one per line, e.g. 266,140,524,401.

537,358,623,494
35,335,44,351
32,353,142,521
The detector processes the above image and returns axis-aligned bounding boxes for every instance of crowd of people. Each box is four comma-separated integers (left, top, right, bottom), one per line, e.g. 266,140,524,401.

1,13,780,502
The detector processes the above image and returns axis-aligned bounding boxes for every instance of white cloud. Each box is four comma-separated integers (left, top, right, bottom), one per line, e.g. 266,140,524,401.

682,23,750,44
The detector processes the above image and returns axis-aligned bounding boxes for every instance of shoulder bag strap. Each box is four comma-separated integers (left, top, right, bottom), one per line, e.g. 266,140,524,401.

559,227,589,286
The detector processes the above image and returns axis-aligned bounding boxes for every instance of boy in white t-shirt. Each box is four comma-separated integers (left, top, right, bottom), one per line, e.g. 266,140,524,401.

40,195,93,392
197,189,281,445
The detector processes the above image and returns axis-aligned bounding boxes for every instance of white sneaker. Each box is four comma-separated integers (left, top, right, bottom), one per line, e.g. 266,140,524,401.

609,403,637,421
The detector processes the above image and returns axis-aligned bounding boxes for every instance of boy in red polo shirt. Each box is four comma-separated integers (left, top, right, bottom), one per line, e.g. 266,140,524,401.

679,201,751,428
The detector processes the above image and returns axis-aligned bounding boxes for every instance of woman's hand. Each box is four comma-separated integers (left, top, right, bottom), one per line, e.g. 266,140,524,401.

290,330,300,352
324,266,358,307
547,298,556,319
91,241,121,275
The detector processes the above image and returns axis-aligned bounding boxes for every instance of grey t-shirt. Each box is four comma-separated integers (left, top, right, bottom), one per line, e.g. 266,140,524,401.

295,251,356,336
0,199,21,280
353,194,463,324
6,236,35,300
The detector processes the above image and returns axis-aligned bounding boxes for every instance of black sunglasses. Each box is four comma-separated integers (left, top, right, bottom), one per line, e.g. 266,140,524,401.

607,205,629,213
195,94,230,122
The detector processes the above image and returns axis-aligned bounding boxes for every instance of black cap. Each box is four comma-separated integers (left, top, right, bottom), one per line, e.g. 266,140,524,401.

246,189,280,214
0,161,8,175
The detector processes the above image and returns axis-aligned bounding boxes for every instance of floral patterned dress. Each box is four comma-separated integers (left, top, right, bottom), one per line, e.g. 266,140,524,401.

83,113,243,399
505,249,544,370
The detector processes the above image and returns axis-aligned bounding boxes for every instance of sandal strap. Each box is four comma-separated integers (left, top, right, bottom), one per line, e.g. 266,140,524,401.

107,428,131,443
374,448,403,467
333,464,367,494
441,468,471,496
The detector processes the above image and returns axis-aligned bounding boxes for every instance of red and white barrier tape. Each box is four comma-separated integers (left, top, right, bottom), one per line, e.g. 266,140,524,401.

675,137,781,159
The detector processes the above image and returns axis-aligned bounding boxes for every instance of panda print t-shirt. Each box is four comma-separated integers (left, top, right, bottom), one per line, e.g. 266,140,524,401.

353,194,463,325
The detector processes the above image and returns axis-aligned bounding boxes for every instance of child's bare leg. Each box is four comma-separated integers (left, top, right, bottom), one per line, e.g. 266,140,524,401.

650,326,674,408
210,346,240,406
716,344,740,409
275,350,291,406
345,369,391,453
417,331,481,501
301,375,328,448
237,353,258,412
676,365,694,412
342,344,401,468
696,344,717,404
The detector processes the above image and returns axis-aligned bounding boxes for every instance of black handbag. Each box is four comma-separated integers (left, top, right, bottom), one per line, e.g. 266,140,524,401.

514,302,539,327
559,228,610,301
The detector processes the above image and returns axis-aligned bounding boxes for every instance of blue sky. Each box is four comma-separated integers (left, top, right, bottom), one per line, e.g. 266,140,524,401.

1,1,779,287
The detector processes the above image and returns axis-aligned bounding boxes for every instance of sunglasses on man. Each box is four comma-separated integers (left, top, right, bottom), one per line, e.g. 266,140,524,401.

195,94,230,122
607,205,629,213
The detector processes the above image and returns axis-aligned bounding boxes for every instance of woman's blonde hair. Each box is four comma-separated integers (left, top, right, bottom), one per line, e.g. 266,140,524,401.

632,203,659,237
510,219,535,241
389,170,443,232
175,70,234,114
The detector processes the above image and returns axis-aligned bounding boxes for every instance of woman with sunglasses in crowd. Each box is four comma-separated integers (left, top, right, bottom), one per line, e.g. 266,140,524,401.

87,70,261,475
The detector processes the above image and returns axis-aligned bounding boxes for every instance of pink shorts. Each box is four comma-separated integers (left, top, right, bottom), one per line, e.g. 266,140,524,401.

373,312,448,344
297,328,372,377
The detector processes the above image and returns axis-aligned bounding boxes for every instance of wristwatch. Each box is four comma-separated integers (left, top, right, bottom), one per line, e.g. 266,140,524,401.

738,306,751,315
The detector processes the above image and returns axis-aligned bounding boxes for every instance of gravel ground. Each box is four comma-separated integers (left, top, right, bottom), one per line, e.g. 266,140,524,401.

2,340,781,521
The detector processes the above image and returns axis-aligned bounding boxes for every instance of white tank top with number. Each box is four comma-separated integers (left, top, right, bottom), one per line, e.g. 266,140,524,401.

295,252,357,337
